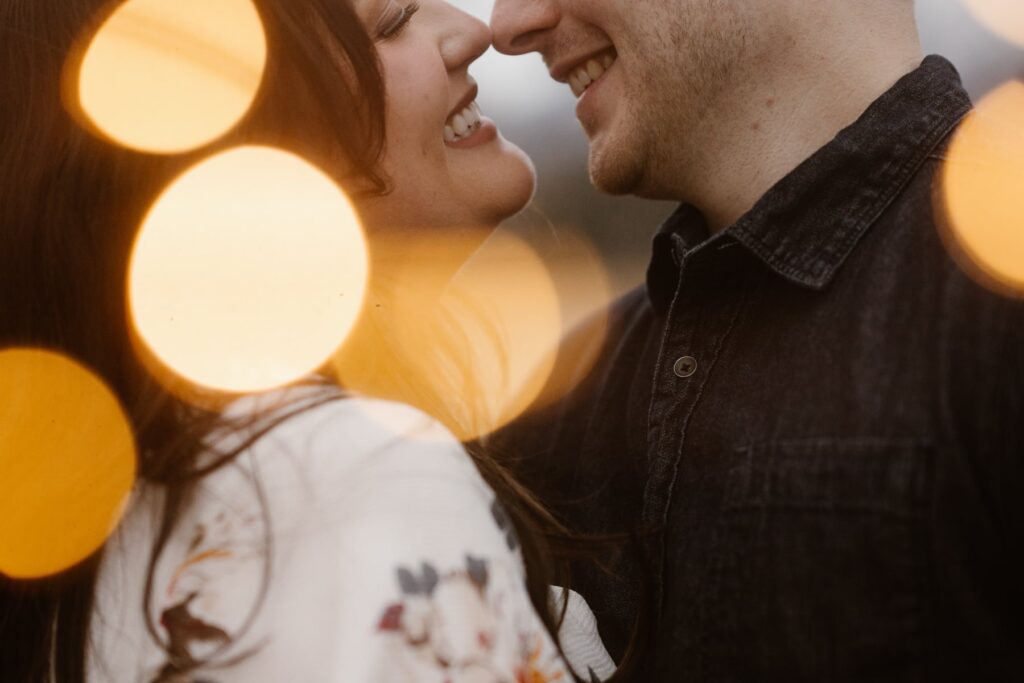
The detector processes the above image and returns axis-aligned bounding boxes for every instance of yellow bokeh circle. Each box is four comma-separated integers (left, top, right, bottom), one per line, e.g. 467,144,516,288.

129,145,370,394
76,0,267,153
941,81,1024,295
334,229,563,441
445,231,564,438
0,349,137,579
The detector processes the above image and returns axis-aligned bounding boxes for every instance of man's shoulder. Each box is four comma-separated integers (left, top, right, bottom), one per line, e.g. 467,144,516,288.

537,283,652,406
565,283,652,361
867,144,1024,411
489,284,655,455
610,283,650,315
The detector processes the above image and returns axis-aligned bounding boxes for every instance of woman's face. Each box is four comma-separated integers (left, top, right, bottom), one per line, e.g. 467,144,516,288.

353,0,536,236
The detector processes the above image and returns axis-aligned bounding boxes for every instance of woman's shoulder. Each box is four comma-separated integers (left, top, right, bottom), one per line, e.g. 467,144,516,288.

212,389,490,521
223,387,467,467
91,390,572,682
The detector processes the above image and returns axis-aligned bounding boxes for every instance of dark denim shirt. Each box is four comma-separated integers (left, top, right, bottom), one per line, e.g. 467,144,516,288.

496,56,1024,681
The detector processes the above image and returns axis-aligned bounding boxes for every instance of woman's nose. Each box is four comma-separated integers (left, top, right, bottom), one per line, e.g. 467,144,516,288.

441,4,492,72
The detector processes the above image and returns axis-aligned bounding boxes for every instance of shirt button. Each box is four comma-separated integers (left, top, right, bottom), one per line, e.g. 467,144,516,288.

673,356,698,378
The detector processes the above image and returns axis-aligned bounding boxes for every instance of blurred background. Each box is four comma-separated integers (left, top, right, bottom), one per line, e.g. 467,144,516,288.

454,0,1024,297
4,0,1024,580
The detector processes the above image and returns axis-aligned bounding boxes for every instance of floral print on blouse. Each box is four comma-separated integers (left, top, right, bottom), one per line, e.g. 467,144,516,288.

89,397,600,683
376,556,567,682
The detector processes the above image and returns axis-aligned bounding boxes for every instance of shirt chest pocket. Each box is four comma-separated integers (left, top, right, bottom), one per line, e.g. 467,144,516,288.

698,438,934,682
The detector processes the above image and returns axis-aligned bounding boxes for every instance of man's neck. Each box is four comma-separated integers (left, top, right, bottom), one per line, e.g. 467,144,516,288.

666,6,924,233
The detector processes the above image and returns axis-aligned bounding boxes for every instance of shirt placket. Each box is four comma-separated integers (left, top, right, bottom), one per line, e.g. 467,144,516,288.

642,238,747,617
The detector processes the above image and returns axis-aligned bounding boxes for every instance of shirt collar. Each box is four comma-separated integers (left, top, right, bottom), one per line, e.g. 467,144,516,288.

647,55,972,313
647,204,710,313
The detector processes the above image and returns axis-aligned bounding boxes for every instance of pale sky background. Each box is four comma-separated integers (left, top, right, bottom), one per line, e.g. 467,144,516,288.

450,0,1024,293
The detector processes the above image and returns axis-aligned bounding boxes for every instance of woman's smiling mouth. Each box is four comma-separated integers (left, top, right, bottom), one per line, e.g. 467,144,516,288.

444,100,483,142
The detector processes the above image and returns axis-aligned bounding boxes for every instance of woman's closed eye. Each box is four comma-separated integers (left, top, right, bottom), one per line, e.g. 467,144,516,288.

377,2,420,41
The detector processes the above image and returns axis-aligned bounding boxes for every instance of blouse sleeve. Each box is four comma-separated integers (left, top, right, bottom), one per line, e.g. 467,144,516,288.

145,396,577,683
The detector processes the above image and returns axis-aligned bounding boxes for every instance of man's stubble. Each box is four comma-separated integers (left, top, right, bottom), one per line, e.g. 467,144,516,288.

586,0,755,202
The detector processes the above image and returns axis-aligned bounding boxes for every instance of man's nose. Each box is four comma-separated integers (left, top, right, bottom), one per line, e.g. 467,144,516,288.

490,0,560,56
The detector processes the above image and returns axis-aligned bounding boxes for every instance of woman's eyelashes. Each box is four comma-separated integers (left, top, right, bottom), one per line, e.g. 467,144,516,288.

377,2,420,41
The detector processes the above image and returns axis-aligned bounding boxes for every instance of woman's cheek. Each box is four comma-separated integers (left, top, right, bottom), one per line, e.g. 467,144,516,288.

381,41,448,113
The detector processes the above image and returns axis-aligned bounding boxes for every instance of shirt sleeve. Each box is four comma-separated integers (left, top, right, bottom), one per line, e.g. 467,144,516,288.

145,397,576,683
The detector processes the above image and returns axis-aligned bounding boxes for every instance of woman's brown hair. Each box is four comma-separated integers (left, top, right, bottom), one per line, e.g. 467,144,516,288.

0,0,598,680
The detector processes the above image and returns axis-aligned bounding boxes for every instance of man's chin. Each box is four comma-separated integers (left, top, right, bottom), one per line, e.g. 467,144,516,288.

587,140,645,196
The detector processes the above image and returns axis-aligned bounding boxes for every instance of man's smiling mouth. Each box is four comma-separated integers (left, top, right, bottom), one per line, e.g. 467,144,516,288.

568,50,617,98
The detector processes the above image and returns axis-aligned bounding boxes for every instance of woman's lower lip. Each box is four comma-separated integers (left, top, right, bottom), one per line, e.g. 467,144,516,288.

445,119,497,150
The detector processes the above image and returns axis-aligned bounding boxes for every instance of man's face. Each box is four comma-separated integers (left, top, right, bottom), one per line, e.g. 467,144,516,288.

491,0,767,199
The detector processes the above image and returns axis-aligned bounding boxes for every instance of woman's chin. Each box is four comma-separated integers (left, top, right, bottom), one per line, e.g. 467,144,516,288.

359,132,536,240
466,136,537,225
503,138,538,215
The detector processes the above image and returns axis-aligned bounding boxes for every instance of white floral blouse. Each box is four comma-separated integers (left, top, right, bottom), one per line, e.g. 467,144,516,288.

88,391,616,682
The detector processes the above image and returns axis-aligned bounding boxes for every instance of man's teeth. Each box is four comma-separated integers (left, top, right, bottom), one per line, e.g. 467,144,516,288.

569,53,615,98
444,101,483,143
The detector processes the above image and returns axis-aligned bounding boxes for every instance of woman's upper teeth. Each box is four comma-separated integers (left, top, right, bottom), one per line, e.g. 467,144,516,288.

444,101,482,143
569,53,616,98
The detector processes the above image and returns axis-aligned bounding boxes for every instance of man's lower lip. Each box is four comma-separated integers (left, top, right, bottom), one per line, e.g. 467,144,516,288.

446,119,497,149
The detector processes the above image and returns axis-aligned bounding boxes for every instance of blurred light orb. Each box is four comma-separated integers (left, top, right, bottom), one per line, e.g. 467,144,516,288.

941,81,1024,294
524,227,612,413
77,0,266,153
333,229,562,442
448,231,563,438
129,146,369,394
960,0,1024,48
0,349,136,579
